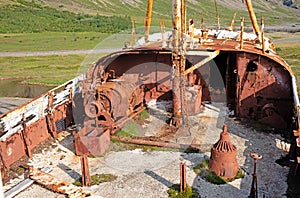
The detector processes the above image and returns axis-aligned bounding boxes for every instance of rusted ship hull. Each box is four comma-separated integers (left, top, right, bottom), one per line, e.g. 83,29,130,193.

0,79,77,177
0,0,300,187
0,41,297,174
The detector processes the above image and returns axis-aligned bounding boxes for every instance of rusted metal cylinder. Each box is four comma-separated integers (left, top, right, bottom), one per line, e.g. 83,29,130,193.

209,124,239,179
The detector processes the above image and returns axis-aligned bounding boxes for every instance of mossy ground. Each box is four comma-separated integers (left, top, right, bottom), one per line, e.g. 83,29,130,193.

73,173,117,186
167,184,200,198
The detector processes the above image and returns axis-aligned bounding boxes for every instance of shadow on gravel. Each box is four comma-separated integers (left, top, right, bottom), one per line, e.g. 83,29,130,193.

144,170,174,187
57,163,81,180
286,164,300,198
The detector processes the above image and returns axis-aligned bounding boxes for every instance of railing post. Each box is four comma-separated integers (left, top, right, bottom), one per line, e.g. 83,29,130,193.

240,17,244,50
261,17,265,53
21,114,32,158
46,92,58,139
132,19,136,46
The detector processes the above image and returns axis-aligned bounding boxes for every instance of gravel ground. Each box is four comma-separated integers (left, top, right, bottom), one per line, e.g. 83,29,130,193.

3,102,291,197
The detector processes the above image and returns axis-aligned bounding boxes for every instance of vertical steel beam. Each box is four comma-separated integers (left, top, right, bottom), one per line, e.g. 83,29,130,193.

180,0,187,123
172,0,188,125
21,114,32,158
261,17,265,53
172,0,183,123
240,17,244,50
80,155,91,187
145,0,153,43
180,162,187,192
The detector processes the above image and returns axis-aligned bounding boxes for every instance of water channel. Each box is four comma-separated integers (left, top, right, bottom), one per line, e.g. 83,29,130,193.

0,79,55,114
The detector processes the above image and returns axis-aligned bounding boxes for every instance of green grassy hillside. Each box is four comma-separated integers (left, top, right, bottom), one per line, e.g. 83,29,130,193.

0,0,299,34
0,1,131,33
0,0,298,87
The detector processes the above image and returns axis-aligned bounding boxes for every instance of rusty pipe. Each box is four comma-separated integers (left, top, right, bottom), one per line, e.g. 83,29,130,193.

145,0,153,43
244,0,261,39
111,136,202,151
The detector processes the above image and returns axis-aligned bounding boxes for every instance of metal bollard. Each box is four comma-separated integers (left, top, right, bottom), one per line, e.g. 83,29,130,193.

180,162,187,192
80,154,91,186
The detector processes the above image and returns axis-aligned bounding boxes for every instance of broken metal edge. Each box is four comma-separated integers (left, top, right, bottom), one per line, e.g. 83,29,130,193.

4,167,52,198
28,166,93,197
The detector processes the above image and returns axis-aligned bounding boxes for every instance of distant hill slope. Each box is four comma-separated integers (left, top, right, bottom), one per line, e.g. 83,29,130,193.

0,0,299,32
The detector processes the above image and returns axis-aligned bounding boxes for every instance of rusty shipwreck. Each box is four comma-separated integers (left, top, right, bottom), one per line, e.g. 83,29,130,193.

0,0,300,190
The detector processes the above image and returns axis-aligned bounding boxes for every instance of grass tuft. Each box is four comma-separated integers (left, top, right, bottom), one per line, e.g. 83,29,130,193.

115,121,141,138
137,109,150,121
73,173,117,186
167,184,200,198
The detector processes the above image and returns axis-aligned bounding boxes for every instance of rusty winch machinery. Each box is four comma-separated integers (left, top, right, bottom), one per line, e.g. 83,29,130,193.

73,0,298,156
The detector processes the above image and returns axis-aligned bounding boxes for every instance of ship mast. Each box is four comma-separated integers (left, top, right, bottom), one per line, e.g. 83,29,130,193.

171,0,187,126
145,0,153,43
244,0,261,41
